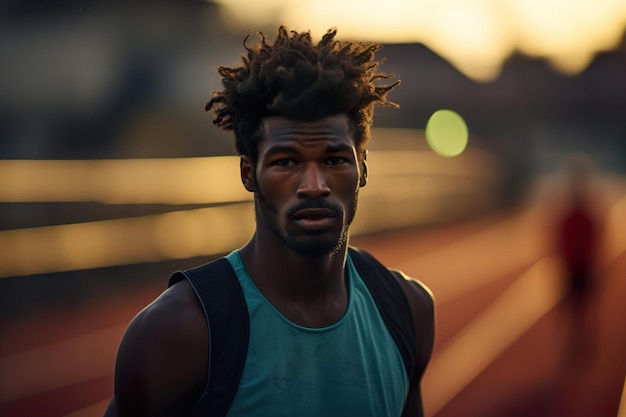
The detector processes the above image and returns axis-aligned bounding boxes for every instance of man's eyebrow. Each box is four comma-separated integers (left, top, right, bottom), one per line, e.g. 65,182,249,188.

264,145,298,157
325,143,354,153
264,143,354,157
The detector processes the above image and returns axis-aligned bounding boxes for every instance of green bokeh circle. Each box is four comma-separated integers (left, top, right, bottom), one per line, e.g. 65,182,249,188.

425,109,469,157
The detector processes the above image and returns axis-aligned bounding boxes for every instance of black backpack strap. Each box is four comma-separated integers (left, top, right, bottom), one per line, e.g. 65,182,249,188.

168,258,249,417
348,247,417,379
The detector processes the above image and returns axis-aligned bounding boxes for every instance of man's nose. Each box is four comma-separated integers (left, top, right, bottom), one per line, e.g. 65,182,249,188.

297,164,330,199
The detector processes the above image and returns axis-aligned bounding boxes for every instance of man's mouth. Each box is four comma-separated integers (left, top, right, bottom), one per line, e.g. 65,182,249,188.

291,208,338,230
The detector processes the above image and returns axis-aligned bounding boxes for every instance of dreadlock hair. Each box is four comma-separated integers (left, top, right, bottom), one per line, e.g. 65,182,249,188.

205,26,400,162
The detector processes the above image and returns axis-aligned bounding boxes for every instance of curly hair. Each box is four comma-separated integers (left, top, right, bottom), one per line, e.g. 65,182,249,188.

205,26,400,161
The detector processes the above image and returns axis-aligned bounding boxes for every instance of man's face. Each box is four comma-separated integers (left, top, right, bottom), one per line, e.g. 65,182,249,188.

242,114,366,257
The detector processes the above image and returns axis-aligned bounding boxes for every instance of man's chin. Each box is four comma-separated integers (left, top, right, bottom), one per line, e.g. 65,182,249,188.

290,232,348,258
289,242,334,258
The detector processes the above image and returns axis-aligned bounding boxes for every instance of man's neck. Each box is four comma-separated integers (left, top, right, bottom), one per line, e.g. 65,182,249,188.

238,235,350,327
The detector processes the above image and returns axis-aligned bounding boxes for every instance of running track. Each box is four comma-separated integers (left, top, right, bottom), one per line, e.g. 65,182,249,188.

1,176,625,417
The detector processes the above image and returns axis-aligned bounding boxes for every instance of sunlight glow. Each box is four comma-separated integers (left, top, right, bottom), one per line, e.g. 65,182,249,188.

213,0,626,81
507,0,626,74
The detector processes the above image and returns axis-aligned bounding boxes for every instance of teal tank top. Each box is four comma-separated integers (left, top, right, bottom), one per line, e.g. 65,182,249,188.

224,251,409,417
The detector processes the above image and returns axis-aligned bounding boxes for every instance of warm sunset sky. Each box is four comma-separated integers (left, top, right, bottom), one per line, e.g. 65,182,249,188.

213,0,626,81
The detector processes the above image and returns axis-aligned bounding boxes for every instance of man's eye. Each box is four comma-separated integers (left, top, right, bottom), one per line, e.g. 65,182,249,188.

275,159,296,167
326,157,346,165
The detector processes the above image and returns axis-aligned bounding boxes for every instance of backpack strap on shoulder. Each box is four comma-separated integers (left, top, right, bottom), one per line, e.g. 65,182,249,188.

348,247,417,378
169,258,249,417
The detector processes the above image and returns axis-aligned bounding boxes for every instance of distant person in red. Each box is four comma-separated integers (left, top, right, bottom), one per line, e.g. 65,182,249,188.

556,154,599,358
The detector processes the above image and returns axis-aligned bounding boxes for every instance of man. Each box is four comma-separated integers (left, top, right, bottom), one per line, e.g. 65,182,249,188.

105,26,435,417
556,154,599,363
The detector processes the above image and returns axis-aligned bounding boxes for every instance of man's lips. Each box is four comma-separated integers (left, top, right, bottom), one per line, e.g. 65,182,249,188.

291,208,338,220
290,208,339,230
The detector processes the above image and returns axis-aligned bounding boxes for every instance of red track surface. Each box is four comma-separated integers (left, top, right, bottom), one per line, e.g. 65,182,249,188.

1,179,624,417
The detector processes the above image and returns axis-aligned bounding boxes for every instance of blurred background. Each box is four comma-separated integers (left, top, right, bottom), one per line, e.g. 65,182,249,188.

1,0,625,416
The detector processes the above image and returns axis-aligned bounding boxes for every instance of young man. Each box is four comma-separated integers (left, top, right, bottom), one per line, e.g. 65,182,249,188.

105,27,435,417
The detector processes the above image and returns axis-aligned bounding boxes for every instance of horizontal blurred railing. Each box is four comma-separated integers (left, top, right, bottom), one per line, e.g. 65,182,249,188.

0,131,502,278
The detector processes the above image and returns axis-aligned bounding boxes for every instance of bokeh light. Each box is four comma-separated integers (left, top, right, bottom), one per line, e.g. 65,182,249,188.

213,0,626,81
425,109,469,157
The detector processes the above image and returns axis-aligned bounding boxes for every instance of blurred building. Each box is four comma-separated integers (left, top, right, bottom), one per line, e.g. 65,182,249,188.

1,1,624,170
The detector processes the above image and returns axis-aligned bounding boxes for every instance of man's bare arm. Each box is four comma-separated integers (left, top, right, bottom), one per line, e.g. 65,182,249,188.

104,280,208,417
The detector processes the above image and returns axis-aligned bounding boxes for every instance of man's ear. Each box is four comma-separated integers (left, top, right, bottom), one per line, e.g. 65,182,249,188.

359,152,368,188
240,155,256,192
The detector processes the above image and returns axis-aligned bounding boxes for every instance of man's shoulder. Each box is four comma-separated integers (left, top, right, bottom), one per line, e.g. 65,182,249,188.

168,256,236,289
350,247,433,301
389,269,434,311
126,279,206,347
349,246,434,307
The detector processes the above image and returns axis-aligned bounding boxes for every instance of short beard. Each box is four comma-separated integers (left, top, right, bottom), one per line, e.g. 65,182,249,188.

327,226,349,258
254,183,358,259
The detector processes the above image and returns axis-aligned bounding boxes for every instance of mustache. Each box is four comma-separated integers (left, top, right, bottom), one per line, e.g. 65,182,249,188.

286,200,342,218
